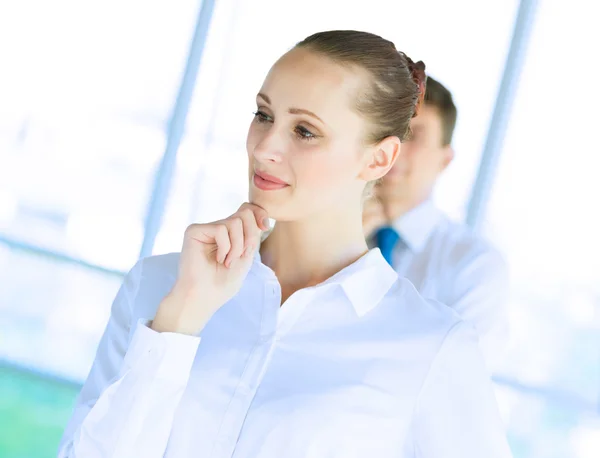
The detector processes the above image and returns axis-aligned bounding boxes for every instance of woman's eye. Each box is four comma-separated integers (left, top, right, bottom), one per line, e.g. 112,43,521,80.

295,126,316,141
253,111,272,123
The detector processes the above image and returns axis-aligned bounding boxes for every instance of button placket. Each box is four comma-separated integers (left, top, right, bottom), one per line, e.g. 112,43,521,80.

276,288,316,339
259,280,281,343
212,284,280,458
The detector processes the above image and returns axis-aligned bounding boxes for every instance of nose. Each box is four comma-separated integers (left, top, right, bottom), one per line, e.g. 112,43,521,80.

251,127,285,164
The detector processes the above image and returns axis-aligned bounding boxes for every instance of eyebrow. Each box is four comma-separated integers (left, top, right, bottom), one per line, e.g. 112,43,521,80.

257,92,271,104
257,93,324,124
289,108,324,124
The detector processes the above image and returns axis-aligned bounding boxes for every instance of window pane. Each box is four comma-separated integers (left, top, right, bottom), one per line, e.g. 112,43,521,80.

496,385,600,458
0,246,122,381
0,0,200,271
154,0,519,254
485,1,600,407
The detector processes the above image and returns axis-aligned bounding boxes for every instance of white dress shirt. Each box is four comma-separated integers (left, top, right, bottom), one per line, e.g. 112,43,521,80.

369,200,509,370
58,248,512,458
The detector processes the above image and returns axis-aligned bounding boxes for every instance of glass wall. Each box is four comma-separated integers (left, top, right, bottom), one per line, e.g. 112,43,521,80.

0,0,200,272
482,1,600,456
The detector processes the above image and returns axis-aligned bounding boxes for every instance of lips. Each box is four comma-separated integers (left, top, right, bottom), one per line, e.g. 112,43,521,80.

254,170,288,185
253,170,290,191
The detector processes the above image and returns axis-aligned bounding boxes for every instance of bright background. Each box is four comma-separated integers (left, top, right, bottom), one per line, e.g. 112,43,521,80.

1,0,599,457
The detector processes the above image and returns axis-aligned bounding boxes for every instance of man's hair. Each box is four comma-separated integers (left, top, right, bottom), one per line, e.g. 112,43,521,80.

424,77,457,146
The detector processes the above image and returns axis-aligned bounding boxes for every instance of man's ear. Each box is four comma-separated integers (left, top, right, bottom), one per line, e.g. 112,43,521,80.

359,136,401,181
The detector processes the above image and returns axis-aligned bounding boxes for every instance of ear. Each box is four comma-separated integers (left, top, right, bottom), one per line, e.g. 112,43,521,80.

439,145,454,172
359,136,401,181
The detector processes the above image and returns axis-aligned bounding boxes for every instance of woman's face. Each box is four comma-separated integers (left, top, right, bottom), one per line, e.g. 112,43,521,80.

246,47,376,221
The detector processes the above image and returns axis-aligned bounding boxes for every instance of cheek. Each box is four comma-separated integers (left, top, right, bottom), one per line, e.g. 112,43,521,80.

407,152,440,188
387,157,406,177
246,123,260,155
293,147,356,193
390,148,413,177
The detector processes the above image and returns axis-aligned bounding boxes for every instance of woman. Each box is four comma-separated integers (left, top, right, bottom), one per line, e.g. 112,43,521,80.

59,31,512,457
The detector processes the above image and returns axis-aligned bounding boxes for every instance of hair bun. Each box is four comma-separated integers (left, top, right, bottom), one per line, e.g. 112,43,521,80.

404,55,427,117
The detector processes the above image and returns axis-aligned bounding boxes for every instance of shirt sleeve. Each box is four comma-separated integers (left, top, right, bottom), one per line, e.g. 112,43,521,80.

413,321,513,458
57,260,201,458
444,245,510,372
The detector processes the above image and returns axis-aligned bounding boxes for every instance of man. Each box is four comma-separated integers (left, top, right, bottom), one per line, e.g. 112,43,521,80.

365,77,508,370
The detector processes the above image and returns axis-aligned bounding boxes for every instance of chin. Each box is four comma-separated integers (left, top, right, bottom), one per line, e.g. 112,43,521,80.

248,189,283,217
251,196,306,223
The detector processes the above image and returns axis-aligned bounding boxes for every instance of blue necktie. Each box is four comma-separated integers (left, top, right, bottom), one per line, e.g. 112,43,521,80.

375,226,400,266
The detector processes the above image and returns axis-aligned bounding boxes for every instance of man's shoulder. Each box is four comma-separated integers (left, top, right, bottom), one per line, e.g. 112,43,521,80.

432,215,506,271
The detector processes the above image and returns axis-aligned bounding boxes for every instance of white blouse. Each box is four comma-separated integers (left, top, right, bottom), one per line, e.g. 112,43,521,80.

58,249,513,458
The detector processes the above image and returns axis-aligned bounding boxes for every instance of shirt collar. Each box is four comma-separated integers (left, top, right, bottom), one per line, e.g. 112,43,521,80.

337,249,399,317
253,247,398,318
391,200,443,252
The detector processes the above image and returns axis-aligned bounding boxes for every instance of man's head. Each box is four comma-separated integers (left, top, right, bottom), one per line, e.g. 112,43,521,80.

378,76,457,206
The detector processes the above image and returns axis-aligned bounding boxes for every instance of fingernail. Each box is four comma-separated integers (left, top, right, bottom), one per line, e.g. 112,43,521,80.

262,218,270,230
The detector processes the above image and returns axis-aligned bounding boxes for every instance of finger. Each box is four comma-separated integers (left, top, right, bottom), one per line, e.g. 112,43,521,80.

212,224,231,264
239,202,270,232
224,217,245,268
237,207,262,256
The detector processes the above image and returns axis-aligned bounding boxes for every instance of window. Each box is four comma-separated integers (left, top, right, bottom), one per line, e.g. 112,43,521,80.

484,2,600,456
0,0,200,272
0,246,122,381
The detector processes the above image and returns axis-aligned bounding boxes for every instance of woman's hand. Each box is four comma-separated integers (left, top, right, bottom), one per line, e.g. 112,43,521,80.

152,203,270,335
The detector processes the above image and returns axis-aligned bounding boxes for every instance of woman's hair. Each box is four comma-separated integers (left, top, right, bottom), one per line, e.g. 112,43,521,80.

296,30,426,145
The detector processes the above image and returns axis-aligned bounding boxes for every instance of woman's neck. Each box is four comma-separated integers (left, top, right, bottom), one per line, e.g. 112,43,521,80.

259,210,368,302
